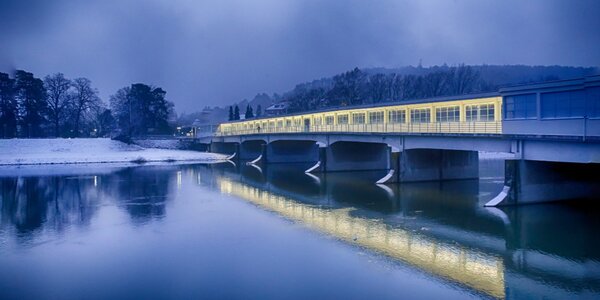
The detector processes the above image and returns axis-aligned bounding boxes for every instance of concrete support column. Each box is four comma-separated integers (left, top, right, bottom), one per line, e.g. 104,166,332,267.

239,140,265,160
305,146,328,173
376,149,401,183
489,160,600,206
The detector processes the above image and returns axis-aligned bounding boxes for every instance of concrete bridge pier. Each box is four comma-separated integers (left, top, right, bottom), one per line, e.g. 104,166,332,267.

304,146,328,173
486,160,600,206
239,140,265,161
379,149,479,183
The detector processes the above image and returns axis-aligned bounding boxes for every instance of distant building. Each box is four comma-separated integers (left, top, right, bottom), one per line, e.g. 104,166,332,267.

190,119,219,138
265,101,290,116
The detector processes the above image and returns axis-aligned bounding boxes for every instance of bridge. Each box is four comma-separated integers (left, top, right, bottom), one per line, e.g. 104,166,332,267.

200,75,600,206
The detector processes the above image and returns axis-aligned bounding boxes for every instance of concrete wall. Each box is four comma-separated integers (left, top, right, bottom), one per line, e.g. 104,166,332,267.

325,141,390,171
503,118,600,137
520,139,600,164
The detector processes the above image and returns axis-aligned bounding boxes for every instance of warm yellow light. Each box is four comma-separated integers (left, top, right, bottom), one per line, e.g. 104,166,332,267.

216,177,505,298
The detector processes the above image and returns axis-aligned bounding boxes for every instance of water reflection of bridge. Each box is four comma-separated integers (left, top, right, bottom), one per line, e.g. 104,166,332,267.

217,176,505,299
197,162,600,299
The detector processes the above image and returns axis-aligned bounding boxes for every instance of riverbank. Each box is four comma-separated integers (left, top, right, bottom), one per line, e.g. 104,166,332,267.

0,138,227,165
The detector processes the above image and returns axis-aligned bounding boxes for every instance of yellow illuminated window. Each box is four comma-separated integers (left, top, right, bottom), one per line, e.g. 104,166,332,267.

410,108,431,123
337,114,349,124
388,110,406,123
325,116,334,125
436,106,460,122
466,104,495,122
368,111,384,124
352,113,366,124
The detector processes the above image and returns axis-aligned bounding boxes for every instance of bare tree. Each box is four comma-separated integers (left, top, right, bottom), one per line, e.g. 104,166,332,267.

449,64,480,95
367,73,389,103
422,71,451,98
44,73,72,137
71,78,101,137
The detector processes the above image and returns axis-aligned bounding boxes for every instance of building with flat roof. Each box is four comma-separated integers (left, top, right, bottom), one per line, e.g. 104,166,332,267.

500,75,600,137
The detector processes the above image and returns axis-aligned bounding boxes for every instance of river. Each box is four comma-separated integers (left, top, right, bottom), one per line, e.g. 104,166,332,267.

0,159,598,299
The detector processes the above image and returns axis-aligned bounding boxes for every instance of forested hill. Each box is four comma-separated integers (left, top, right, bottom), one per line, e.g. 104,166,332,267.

182,64,597,124
281,64,597,113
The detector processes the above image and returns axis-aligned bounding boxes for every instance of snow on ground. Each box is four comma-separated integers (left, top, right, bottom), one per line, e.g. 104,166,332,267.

132,139,182,149
0,138,227,166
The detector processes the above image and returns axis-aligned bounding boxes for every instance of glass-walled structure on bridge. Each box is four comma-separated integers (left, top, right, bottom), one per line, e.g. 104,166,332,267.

217,94,503,136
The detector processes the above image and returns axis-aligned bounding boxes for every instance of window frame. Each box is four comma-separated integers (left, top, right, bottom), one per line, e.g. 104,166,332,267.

410,108,431,123
435,106,460,123
337,114,349,125
388,109,406,124
352,112,366,124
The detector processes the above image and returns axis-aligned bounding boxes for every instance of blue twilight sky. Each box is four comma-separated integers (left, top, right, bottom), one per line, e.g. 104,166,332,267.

1,0,599,111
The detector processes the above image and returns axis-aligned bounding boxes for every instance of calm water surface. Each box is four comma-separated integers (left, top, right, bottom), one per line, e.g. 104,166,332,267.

0,160,599,299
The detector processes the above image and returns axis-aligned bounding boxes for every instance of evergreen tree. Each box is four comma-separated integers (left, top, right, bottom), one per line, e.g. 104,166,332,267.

256,104,262,117
14,70,47,137
110,83,174,137
234,105,240,120
244,105,254,119
95,109,115,137
228,106,234,121
0,73,17,138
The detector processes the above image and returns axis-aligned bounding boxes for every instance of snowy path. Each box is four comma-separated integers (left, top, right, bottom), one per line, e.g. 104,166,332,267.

0,138,227,165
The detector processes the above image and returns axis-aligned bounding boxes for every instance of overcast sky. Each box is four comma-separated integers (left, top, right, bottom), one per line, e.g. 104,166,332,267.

1,0,599,112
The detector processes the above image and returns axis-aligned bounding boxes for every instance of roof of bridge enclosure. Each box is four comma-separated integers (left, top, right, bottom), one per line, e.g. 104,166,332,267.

223,91,501,124
499,74,600,94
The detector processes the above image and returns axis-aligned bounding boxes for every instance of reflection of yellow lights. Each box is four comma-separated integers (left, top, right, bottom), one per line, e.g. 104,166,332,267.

93,176,97,187
217,178,505,299
177,171,182,188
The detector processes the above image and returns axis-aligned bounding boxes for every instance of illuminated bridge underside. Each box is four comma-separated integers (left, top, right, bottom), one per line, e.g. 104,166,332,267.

219,178,505,298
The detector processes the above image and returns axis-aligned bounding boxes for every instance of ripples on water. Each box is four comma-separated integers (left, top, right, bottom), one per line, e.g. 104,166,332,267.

0,160,599,299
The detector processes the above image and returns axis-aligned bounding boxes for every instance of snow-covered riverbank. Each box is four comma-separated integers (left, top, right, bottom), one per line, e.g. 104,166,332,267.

0,138,227,166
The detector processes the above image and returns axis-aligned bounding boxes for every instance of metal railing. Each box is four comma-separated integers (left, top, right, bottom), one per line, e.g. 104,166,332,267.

216,121,502,136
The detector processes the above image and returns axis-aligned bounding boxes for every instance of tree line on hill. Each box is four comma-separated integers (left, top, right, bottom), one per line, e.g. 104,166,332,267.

186,64,596,124
227,104,263,121
285,64,541,112
0,70,174,139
